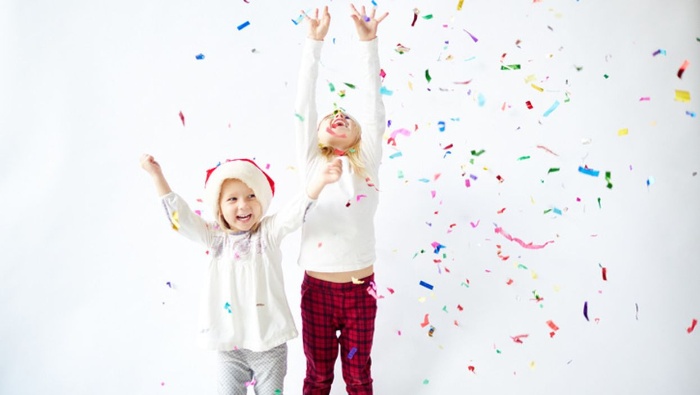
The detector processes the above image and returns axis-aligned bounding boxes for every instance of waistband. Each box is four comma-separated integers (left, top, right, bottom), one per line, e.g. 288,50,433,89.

302,272,375,291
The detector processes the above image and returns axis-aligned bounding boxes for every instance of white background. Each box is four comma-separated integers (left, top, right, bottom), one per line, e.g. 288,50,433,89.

1,0,699,394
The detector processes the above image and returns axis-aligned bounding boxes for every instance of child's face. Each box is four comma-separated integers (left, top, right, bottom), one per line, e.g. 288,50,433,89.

219,179,263,232
317,111,360,152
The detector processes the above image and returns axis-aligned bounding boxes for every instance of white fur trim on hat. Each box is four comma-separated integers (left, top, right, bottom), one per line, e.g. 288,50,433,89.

203,159,275,221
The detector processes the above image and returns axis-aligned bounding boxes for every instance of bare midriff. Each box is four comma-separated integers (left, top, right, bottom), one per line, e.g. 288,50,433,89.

306,265,374,283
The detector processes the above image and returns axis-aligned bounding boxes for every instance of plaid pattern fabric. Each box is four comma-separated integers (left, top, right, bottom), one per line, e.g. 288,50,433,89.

301,273,378,395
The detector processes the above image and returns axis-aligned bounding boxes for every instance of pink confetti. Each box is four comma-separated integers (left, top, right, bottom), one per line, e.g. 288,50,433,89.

688,318,698,334
178,111,185,126
420,314,430,328
387,128,411,146
470,220,480,228
494,226,554,249
511,334,529,344
463,29,479,42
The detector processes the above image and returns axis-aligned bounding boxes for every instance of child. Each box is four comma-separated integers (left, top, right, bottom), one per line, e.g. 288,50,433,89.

140,154,342,395
294,4,388,395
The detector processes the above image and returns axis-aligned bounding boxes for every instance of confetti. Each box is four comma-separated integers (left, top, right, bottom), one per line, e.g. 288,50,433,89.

675,90,691,102
348,347,358,359
511,334,529,343
605,171,613,189
170,211,180,231
419,280,434,290
501,64,521,70
463,29,479,42
601,266,608,281
517,155,531,161
457,0,465,10
195,53,205,60
178,111,185,126
425,69,432,83
652,49,667,56
468,365,476,373
583,301,589,321
224,302,232,313
543,100,560,117
677,59,690,79
618,128,629,136
420,314,430,328
237,21,251,30
687,319,697,334
470,149,485,156
438,121,446,132
411,8,419,26
525,100,533,109
578,166,600,177
494,226,554,249
547,167,560,174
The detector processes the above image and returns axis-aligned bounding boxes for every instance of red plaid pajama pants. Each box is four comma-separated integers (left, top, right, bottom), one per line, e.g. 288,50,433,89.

301,273,378,395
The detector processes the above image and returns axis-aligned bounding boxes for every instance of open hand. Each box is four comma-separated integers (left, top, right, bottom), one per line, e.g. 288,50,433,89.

304,6,331,41
350,3,389,41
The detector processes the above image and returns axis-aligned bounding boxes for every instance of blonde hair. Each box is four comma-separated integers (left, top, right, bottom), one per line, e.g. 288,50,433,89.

318,113,367,178
216,178,262,234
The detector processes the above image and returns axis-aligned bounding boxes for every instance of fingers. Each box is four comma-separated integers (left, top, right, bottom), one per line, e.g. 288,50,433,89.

375,11,389,23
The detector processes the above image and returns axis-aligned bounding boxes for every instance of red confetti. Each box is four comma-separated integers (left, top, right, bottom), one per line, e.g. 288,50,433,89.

387,287,395,294
411,9,419,26
178,111,185,126
468,365,476,373
496,175,504,183
506,278,514,285
677,59,690,79
688,318,698,334
546,320,559,331
497,207,506,214
602,267,608,281
525,101,533,109
511,334,529,344
420,313,430,328
457,304,464,311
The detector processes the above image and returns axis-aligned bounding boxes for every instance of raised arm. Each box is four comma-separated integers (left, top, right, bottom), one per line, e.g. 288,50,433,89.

140,154,213,247
141,154,172,197
350,4,388,173
294,7,330,175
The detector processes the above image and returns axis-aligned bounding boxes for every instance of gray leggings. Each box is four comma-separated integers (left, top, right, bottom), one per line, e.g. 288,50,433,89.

217,343,287,395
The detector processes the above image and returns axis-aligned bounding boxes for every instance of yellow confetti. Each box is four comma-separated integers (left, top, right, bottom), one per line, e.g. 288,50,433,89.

171,211,180,231
351,277,365,284
524,74,537,83
530,270,538,280
457,0,464,10
675,90,691,102
529,361,536,370
617,128,629,136
418,296,427,303
408,81,413,91
531,83,544,92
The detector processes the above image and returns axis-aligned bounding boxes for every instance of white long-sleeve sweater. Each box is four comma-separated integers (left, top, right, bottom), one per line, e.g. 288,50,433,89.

294,38,386,273
161,192,315,352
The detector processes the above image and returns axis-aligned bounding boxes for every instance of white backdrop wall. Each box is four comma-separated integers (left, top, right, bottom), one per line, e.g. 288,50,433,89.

1,0,699,394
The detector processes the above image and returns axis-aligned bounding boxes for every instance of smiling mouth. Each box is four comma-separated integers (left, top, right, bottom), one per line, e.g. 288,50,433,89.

325,127,347,138
237,214,252,221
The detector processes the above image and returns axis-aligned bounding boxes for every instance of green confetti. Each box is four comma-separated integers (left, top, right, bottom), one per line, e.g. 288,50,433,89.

423,379,430,385
597,197,601,208
470,149,485,156
517,264,528,270
605,171,613,189
422,14,433,19
543,209,552,214
547,167,560,174
344,82,356,89
425,69,432,83
603,74,609,79
397,170,404,179
328,82,335,92
496,349,502,354
442,305,448,313
338,90,346,98
517,155,531,161
501,64,521,70
294,113,304,122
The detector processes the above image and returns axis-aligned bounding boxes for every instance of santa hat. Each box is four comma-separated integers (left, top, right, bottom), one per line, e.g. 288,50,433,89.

203,159,275,221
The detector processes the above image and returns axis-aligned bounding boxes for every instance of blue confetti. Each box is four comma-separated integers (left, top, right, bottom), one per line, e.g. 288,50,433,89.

348,347,358,359
578,166,600,177
419,280,434,290
380,86,394,96
237,21,250,30
437,121,446,132
543,100,560,117
195,53,205,60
